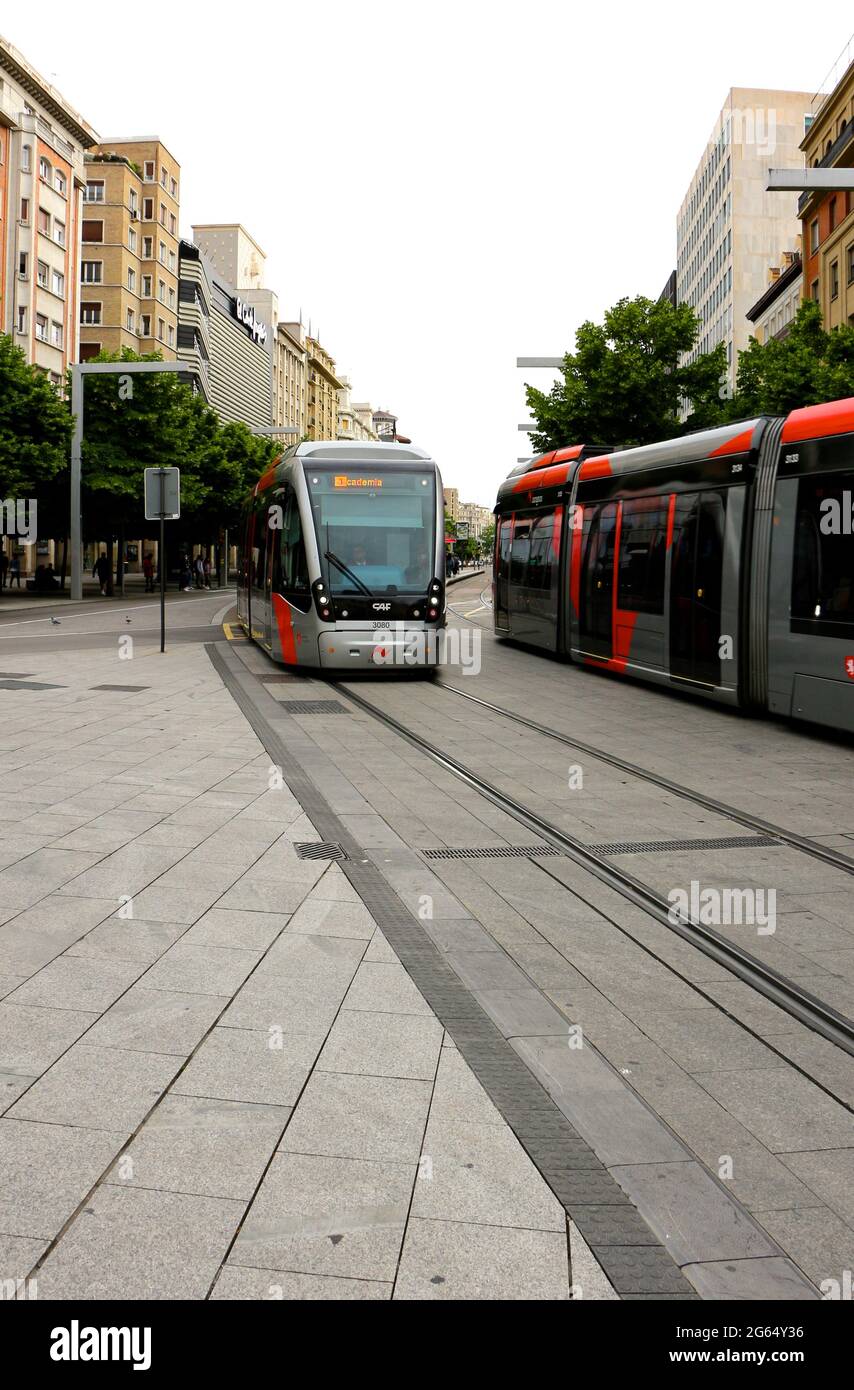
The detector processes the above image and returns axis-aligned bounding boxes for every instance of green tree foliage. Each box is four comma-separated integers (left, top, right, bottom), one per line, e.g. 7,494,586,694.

730,299,854,418
0,334,72,496
525,296,727,451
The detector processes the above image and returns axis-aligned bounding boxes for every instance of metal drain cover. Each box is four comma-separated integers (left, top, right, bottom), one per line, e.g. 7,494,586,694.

89,684,149,692
423,845,562,860
279,700,347,714
295,842,349,861
590,834,782,855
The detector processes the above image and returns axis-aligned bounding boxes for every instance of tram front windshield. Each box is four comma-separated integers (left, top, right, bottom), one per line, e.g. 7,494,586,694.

305,466,437,595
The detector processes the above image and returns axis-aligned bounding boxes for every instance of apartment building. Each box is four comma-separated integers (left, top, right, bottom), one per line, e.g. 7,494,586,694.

307,334,342,440
275,319,308,440
800,59,854,329
677,88,815,393
746,249,803,344
457,501,494,539
337,375,378,440
0,33,97,383
79,138,181,360
443,487,459,521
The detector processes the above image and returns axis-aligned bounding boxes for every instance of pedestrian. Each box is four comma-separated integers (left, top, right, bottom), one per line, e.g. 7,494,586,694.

142,552,155,594
9,553,21,588
181,555,193,592
93,551,111,596
203,553,212,589
194,553,205,590
0,551,7,589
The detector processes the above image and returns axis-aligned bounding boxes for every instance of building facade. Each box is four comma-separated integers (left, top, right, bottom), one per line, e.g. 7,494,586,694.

373,407,398,440
307,334,342,440
0,33,97,383
443,487,459,521
800,63,854,329
746,250,802,344
275,319,308,440
78,139,181,360
177,236,272,428
457,501,493,539
677,87,815,393
337,375,378,440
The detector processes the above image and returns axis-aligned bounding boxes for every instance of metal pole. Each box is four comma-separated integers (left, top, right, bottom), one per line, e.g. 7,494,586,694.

159,470,166,654
70,367,84,601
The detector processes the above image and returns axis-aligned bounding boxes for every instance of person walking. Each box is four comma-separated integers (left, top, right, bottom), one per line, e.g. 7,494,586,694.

142,552,155,594
181,554,193,592
203,553,212,589
0,551,8,589
194,552,205,590
93,551,111,596
9,552,22,588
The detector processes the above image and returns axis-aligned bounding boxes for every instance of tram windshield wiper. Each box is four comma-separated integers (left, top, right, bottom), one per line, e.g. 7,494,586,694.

324,550,374,598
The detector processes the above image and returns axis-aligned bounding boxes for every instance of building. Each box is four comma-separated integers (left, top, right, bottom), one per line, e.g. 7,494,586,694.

177,236,272,429
443,487,459,521
307,334,342,440
746,249,802,344
676,87,815,393
457,501,493,539
800,60,854,328
659,270,677,307
78,138,181,360
373,407,398,440
275,319,307,441
337,376,378,440
0,33,98,384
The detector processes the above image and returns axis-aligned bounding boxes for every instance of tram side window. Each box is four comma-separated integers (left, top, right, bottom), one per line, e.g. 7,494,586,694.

791,473,854,634
617,497,669,614
510,518,532,584
276,486,311,610
252,494,269,592
526,511,555,590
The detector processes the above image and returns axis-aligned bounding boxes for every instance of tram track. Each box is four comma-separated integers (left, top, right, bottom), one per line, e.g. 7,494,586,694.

333,680,854,1070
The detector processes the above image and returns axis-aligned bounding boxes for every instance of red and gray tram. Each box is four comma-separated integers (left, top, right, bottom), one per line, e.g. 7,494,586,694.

493,399,854,733
238,441,446,669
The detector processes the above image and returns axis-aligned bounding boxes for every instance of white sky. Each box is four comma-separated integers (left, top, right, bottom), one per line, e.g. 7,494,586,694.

9,2,854,503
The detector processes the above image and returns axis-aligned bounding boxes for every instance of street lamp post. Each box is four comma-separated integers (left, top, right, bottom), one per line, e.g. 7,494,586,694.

69,360,186,602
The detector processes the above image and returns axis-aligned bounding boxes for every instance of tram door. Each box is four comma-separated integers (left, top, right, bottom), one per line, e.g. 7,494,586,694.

495,517,512,630
579,502,618,657
669,492,725,686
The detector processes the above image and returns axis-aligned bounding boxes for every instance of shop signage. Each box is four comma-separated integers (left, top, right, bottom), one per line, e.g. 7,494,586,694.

233,297,267,346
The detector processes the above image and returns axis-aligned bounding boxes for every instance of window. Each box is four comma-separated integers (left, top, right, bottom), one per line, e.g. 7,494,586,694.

143,197,154,220
39,156,51,181
18,252,28,279
159,203,166,226
848,244,854,285
52,268,64,297
274,486,311,609
144,160,155,181
158,318,165,341
158,279,166,303
580,502,618,654
159,242,166,264
129,190,138,215
169,213,176,236
168,250,176,272
81,261,102,283
38,207,50,236
20,197,30,223
141,314,151,337
168,286,175,308
35,312,48,341
811,279,820,302
831,260,839,299
51,320,63,348
830,197,838,232
21,144,31,172
167,324,175,348
170,177,177,197
525,511,555,590
142,274,152,296
128,228,137,252
81,302,102,324
79,343,101,361
17,305,26,334
37,259,49,288
54,169,66,196
810,219,819,254
161,167,168,187
85,180,104,202
791,471,854,637
54,220,65,247
509,517,531,585
617,497,669,613
126,308,135,333
143,236,153,258
127,268,136,293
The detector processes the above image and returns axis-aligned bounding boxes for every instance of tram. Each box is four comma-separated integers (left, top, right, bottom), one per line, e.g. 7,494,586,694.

237,440,446,669
493,399,854,733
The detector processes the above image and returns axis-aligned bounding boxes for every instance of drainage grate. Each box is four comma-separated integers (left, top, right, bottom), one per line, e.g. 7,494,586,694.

89,684,149,692
0,679,64,690
294,841,349,861
590,834,782,855
279,700,347,715
424,845,563,860
262,674,300,684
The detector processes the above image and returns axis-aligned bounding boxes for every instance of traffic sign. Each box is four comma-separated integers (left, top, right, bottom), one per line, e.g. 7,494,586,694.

144,467,181,520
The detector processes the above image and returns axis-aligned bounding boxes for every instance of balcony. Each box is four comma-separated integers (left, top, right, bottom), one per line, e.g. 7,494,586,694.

799,121,854,215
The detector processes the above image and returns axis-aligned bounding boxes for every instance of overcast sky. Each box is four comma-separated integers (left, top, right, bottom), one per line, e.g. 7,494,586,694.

9,3,854,503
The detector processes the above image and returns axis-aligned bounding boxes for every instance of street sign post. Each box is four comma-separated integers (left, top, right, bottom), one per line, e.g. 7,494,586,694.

144,467,181,653
455,521,470,541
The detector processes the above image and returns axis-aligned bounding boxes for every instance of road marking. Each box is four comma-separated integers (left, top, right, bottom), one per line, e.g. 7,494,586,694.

0,593,232,630
462,605,487,616
222,623,248,641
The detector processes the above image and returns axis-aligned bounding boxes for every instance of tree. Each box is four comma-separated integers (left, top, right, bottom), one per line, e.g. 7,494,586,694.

525,296,727,452
730,299,854,418
0,334,71,497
